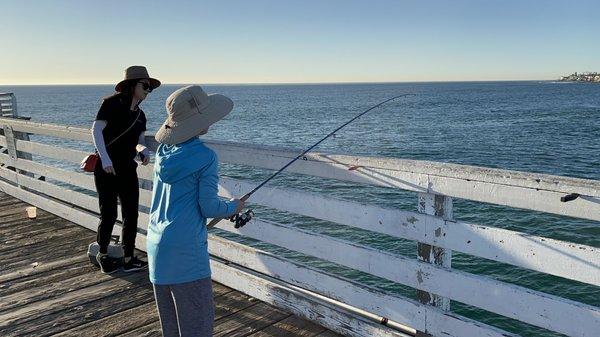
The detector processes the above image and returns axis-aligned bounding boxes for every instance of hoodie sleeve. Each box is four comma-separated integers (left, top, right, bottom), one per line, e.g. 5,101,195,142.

197,152,239,219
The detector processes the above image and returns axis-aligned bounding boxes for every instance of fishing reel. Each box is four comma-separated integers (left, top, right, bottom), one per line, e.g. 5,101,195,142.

229,209,254,228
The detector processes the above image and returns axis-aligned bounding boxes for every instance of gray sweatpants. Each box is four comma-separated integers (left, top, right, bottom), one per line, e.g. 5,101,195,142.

153,277,214,337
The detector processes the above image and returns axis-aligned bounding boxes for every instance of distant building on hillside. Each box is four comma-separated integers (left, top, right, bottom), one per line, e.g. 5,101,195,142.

559,72,600,82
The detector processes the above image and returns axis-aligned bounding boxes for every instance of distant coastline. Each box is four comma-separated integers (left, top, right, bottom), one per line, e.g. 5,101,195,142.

559,72,600,83
0,79,576,87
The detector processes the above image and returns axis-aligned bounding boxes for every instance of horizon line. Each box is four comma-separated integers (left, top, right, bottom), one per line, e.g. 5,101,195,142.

0,79,558,86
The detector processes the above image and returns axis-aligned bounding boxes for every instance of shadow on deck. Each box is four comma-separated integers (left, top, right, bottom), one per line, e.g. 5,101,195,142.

0,192,343,337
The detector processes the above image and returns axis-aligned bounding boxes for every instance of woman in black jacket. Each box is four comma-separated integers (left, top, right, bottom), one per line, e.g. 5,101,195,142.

91,65,160,274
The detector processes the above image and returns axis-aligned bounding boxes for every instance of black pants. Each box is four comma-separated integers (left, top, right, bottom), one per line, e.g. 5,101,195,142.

94,164,139,257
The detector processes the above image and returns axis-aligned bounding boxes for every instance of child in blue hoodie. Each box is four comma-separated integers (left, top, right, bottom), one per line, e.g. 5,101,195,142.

149,85,244,337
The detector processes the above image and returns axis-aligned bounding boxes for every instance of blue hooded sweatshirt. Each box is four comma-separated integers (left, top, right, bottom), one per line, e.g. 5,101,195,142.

147,137,238,285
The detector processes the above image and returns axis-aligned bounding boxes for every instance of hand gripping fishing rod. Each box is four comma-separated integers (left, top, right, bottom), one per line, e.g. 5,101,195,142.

207,93,414,229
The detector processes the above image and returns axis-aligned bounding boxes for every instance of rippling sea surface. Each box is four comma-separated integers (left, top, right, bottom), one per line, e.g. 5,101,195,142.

2,82,598,336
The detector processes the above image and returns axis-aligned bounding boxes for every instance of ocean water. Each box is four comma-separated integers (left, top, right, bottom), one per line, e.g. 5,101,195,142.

1,82,598,336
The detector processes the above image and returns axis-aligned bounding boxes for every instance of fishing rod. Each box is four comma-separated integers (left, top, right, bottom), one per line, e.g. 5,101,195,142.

207,93,415,229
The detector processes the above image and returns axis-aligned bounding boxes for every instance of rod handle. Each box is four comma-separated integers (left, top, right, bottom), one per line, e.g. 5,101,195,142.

206,217,223,228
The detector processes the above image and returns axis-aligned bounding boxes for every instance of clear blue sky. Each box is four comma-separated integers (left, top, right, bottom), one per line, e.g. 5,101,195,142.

1,0,598,84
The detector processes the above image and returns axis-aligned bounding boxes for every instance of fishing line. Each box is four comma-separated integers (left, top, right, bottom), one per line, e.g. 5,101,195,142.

208,93,415,229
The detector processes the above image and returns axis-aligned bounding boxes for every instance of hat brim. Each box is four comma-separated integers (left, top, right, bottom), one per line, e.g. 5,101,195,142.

155,94,233,145
115,78,161,92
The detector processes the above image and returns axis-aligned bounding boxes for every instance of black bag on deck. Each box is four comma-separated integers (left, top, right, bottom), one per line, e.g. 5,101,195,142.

87,235,124,267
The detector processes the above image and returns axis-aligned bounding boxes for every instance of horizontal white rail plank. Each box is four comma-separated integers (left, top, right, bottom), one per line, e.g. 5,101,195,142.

209,235,515,337
0,154,154,208
2,119,598,220
216,177,600,286
214,218,600,336
4,139,150,191
0,118,92,142
0,166,98,214
0,137,152,197
207,141,599,221
0,165,150,228
442,220,599,286
11,139,90,163
202,138,600,196
0,153,96,190
427,175,599,221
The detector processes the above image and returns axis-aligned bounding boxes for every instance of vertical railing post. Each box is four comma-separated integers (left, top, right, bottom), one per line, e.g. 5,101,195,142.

3,125,18,160
2,124,20,187
9,93,17,117
10,93,17,118
0,93,34,179
415,192,453,336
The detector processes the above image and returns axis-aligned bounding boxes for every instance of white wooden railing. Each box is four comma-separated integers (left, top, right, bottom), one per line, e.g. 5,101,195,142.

0,114,598,337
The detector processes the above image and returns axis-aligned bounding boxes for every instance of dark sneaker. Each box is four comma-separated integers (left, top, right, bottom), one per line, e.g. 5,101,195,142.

122,256,148,272
96,253,120,274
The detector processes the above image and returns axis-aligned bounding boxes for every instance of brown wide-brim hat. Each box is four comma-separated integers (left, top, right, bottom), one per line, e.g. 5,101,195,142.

155,85,234,145
115,65,161,92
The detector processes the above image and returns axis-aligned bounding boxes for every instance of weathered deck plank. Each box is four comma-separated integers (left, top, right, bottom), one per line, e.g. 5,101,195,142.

1,221,80,251
247,315,328,337
0,212,54,229
0,192,344,337
0,234,93,273
0,263,125,314
0,271,150,334
0,259,90,296
213,302,291,336
53,301,160,337
0,255,88,285
119,321,163,337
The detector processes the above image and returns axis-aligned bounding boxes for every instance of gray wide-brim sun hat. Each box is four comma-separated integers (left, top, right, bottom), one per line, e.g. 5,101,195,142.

155,85,234,145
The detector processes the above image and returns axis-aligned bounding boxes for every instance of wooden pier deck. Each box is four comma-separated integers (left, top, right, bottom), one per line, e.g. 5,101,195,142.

0,192,343,337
